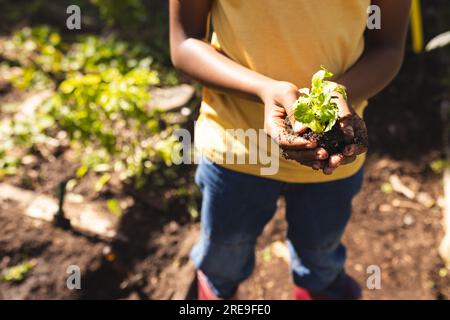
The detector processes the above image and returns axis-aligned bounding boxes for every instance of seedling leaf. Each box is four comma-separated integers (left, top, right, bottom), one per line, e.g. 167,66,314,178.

293,66,345,133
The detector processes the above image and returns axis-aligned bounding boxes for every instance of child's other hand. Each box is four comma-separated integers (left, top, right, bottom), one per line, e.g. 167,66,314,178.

322,90,368,175
259,80,328,168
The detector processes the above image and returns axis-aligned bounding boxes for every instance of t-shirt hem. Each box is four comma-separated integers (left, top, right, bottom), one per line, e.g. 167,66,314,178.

201,154,366,184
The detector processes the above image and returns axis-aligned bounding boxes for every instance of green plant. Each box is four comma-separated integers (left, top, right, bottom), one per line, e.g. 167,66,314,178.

106,198,122,217
1,260,37,282
430,159,450,174
0,26,183,191
293,66,347,133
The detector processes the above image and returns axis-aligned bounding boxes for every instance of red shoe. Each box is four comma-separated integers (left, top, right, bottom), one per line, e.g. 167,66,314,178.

293,286,312,300
197,271,223,300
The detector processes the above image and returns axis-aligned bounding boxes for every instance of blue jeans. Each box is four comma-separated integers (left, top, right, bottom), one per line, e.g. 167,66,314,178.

191,158,364,298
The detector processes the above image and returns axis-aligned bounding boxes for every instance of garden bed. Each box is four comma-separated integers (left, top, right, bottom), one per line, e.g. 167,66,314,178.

2,152,449,299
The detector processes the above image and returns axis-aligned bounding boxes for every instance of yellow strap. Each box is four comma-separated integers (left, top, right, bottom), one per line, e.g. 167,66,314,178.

410,0,424,53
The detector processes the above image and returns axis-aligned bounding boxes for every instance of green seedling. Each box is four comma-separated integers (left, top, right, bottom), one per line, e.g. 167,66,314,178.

293,66,347,133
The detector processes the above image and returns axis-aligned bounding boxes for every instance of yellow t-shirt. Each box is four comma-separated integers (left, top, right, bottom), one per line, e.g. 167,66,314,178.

195,0,370,183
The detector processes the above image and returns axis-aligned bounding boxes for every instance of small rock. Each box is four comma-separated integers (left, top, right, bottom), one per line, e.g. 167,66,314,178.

22,155,38,165
354,264,363,272
181,107,192,116
416,192,435,208
167,221,179,234
379,204,392,212
120,280,129,290
403,214,415,226
66,193,84,203
102,245,112,255
389,175,415,199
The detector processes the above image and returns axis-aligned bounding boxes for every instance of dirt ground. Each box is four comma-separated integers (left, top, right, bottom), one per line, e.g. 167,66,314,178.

0,200,104,299
2,150,449,300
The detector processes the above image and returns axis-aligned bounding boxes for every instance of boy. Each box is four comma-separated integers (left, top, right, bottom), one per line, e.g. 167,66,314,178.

169,0,411,299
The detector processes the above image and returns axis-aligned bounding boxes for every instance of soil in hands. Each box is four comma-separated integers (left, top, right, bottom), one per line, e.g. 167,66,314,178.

282,117,368,156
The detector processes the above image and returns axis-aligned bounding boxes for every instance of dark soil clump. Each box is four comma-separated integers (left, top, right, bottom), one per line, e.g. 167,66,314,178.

283,117,368,155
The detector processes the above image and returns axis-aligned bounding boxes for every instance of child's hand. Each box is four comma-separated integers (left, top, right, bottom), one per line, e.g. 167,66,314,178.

259,80,329,168
322,90,368,175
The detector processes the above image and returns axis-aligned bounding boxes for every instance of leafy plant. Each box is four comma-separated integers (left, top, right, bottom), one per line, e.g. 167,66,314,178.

0,27,183,190
0,26,199,219
106,198,122,217
1,260,37,282
293,66,347,133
